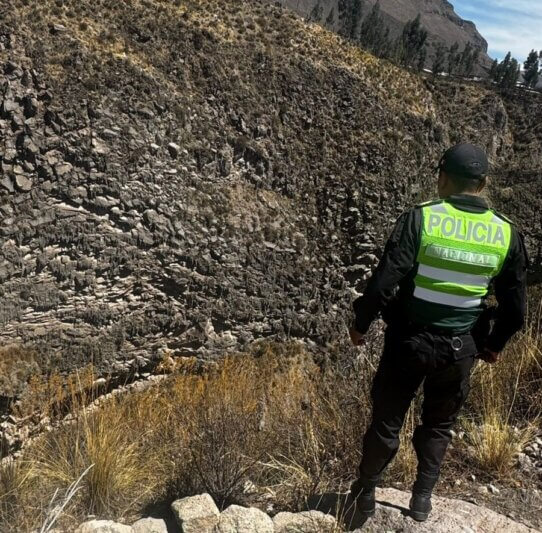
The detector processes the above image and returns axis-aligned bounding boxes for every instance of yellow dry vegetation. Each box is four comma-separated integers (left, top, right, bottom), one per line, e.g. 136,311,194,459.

0,342,368,530
15,365,96,419
0,312,540,530
15,0,170,88
463,303,542,477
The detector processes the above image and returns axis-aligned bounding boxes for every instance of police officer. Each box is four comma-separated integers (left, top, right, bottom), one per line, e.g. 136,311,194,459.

347,143,528,522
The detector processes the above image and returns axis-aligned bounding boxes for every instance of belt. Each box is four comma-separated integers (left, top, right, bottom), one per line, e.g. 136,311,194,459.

391,320,472,338
393,322,471,352
410,323,474,352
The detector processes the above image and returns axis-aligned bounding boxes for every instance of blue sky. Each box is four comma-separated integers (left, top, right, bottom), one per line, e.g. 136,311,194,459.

451,0,541,62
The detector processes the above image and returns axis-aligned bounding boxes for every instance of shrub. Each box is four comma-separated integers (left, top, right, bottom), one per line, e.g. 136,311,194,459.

32,398,161,517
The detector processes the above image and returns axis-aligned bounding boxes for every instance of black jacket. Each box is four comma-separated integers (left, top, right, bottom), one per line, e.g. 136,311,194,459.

352,194,529,352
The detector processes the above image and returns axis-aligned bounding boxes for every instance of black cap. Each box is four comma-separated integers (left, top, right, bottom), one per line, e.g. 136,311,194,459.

437,143,489,180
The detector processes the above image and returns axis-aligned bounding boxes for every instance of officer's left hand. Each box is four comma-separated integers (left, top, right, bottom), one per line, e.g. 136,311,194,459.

349,327,365,346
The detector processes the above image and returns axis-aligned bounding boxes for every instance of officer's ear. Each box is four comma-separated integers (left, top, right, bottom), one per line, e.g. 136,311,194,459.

437,170,448,193
476,176,488,193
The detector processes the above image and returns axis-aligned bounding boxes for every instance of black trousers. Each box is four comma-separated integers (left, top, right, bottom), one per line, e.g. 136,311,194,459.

351,323,477,496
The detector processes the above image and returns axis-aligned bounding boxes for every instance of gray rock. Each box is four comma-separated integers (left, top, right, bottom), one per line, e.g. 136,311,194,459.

273,510,336,532
214,505,273,533
132,517,168,533
2,148,17,162
15,174,32,192
143,209,169,228
92,138,110,155
0,175,14,193
102,128,120,139
171,493,220,533
488,484,500,495
54,162,73,176
94,196,115,208
50,23,68,34
138,106,155,119
23,95,38,118
2,99,19,114
75,520,133,533
167,142,180,158
348,488,538,532
517,452,533,470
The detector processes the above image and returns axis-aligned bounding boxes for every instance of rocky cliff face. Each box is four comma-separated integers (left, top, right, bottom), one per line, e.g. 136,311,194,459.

267,0,493,71
0,0,540,398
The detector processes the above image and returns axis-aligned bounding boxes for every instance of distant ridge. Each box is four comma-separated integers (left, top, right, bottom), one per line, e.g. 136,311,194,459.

266,0,493,73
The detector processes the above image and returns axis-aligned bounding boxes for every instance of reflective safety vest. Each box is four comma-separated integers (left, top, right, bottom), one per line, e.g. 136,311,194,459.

407,200,513,331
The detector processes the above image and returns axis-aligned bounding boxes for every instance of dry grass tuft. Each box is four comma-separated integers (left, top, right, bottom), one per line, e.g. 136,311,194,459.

463,410,537,478
32,402,160,517
0,459,35,530
15,365,96,419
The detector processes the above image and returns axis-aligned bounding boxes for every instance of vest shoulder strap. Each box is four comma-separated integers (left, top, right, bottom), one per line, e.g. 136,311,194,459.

416,199,443,208
490,208,515,226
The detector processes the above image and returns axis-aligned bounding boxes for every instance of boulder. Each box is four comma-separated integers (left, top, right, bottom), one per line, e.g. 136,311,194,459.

350,488,539,532
15,174,32,192
273,510,336,532
171,493,220,533
132,517,168,533
75,520,133,533
214,505,273,533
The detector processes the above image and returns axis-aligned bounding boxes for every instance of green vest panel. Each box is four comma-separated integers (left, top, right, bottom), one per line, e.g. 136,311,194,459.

407,200,512,331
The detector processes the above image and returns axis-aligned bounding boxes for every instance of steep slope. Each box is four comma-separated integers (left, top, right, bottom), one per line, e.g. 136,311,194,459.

267,0,492,71
0,0,540,393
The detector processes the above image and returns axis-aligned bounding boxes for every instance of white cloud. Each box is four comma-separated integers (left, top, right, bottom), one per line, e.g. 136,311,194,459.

481,24,541,60
452,0,542,60
490,0,542,14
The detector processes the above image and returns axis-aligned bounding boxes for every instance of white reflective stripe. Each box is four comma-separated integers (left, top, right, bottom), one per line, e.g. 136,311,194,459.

490,214,504,225
425,244,500,268
417,264,490,287
429,204,448,214
414,287,482,308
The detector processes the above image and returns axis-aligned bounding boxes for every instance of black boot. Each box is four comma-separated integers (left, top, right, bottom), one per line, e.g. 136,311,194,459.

349,480,376,516
337,486,376,532
409,472,437,522
353,486,376,516
409,492,432,522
